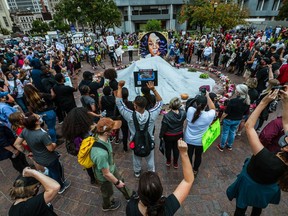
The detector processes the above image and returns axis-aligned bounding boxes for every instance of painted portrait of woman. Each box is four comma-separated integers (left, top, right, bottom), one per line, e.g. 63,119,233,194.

140,32,167,58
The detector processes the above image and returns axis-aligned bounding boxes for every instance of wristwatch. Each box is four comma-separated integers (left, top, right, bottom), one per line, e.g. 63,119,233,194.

114,179,120,186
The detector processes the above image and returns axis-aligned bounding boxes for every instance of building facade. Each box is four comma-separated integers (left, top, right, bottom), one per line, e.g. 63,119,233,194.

114,0,186,33
0,0,13,32
7,0,42,12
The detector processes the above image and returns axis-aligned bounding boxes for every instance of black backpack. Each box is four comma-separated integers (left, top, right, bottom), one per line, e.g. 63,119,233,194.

132,112,153,157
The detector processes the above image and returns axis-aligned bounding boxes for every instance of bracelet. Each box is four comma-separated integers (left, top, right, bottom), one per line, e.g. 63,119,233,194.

114,179,120,186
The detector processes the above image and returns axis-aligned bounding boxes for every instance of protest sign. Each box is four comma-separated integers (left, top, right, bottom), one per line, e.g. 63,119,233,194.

202,119,221,152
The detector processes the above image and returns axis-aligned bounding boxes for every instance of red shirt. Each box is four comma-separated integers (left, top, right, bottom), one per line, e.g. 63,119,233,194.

277,63,288,85
16,127,31,151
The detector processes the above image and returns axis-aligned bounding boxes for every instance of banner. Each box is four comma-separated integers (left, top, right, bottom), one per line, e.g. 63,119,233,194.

202,119,221,152
55,42,65,51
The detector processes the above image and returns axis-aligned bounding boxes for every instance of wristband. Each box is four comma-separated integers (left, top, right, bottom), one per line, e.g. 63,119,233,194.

114,179,120,186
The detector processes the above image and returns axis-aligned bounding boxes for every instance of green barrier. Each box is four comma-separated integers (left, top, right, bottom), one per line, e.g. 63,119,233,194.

202,119,221,152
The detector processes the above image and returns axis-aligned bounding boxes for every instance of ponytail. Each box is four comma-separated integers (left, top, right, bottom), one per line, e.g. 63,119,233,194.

191,104,205,123
146,196,166,216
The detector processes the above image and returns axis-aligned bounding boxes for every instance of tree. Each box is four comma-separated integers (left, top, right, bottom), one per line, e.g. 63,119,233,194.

276,0,288,20
145,20,162,32
0,24,11,35
179,0,248,34
50,13,70,33
31,20,50,35
55,0,121,34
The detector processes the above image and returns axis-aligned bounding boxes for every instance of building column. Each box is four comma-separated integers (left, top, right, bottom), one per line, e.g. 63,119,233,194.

170,4,173,30
128,5,132,33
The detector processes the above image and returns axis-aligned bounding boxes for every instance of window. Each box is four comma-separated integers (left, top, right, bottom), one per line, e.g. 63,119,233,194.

3,17,9,27
256,0,263,10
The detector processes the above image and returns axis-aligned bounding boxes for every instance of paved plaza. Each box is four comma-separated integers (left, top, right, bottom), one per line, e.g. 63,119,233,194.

1,53,287,216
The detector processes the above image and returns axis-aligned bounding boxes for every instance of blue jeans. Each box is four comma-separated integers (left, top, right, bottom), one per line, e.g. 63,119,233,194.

47,158,64,187
15,97,28,113
38,109,57,142
220,119,241,148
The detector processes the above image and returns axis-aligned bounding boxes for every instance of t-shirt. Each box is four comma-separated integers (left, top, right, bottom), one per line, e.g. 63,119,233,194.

126,194,180,216
184,107,215,146
101,95,116,117
9,193,57,216
80,95,95,111
225,97,250,120
53,83,76,111
90,139,115,182
256,67,269,93
20,128,58,166
277,63,288,85
247,148,286,184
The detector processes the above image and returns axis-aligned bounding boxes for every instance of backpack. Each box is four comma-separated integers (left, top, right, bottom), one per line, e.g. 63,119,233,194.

132,112,153,157
77,136,109,168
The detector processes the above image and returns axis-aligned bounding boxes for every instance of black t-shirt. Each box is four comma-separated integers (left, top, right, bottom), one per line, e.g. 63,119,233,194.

53,83,76,110
256,67,269,94
247,148,286,184
248,88,259,104
9,193,57,216
54,65,61,74
126,194,180,216
225,97,250,120
101,95,116,117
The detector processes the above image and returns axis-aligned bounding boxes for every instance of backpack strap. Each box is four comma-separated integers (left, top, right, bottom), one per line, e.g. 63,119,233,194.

92,141,109,155
132,111,150,132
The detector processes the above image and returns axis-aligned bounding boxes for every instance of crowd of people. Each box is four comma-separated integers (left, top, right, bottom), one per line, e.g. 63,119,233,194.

0,27,288,216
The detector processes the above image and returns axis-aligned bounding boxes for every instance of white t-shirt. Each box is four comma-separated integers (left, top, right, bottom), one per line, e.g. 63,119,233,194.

184,107,215,146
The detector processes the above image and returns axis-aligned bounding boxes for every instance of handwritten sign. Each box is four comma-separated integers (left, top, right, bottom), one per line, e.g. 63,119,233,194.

106,35,115,46
202,119,221,152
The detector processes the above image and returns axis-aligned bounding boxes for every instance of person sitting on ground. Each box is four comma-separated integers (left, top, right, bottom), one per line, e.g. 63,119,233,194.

126,139,194,216
226,86,288,216
8,167,60,216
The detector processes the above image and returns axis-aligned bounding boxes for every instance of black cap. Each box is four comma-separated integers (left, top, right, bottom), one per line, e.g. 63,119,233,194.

13,175,39,187
83,71,94,79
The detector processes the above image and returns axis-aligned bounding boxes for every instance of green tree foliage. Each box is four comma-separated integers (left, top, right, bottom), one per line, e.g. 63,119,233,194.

145,20,162,32
49,13,70,32
55,0,121,34
276,0,288,20
0,24,11,35
31,20,50,35
179,0,248,33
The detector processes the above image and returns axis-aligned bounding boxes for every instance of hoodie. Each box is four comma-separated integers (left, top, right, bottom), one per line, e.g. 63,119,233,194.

116,98,162,141
159,109,186,138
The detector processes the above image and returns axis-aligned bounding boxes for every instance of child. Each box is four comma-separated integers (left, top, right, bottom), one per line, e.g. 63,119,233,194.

9,112,48,175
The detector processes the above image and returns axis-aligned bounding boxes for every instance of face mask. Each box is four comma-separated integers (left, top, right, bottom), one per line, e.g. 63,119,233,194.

39,117,43,124
9,78,14,81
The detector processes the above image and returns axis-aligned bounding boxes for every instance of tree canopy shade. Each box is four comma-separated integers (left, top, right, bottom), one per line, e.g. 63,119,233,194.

145,20,162,32
276,0,288,20
178,0,248,34
55,0,121,34
31,20,50,35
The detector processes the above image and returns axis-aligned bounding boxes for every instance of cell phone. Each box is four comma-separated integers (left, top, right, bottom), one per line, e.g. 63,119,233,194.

271,86,285,90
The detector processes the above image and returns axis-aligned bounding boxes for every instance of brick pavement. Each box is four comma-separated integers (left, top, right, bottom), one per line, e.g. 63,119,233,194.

1,53,287,216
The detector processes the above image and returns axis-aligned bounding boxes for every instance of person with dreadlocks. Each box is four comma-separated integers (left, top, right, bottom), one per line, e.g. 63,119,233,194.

226,86,288,216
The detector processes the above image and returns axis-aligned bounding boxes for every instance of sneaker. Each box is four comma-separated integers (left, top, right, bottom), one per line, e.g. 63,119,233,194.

115,139,120,145
102,200,121,212
226,146,232,151
58,180,71,194
166,161,171,167
126,190,139,202
90,178,96,185
237,132,242,136
217,144,224,152
58,121,63,125
173,163,178,169
193,170,198,177
134,171,141,178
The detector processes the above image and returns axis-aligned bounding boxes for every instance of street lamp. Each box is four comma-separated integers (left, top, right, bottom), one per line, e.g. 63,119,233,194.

212,2,218,32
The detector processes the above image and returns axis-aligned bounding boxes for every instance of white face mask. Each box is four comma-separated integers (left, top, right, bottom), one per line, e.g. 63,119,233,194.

39,117,44,124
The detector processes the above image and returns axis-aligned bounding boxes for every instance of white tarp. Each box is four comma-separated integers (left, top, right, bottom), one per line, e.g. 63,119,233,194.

117,56,215,103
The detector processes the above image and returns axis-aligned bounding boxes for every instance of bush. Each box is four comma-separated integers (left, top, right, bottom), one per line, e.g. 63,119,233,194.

145,20,162,32
199,73,209,79
188,68,197,72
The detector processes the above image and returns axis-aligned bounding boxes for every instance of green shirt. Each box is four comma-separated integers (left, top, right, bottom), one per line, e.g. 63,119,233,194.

90,139,115,182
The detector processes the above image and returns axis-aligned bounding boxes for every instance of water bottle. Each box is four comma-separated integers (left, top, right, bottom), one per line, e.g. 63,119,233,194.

101,110,107,117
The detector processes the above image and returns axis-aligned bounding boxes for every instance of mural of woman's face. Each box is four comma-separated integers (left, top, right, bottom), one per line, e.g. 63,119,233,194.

148,33,160,56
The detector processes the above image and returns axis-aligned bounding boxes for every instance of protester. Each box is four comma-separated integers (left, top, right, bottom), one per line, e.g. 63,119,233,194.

184,93,215,176
126,139,194,215
8,167,60,216
226,87,288,216
159,97,186,168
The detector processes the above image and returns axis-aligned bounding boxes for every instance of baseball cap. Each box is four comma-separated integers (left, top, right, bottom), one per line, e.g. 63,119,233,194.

13,175,39,187
0,91,9,98
97,117,122,133
83,71,94,79
278,132,288,148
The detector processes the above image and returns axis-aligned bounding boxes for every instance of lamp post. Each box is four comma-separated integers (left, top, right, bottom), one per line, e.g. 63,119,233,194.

212,2,218,32
77,6,85,44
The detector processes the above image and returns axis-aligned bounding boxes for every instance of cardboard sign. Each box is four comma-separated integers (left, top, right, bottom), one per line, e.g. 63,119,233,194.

202,119,221,152
56,42,65,51
106,35,115,46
